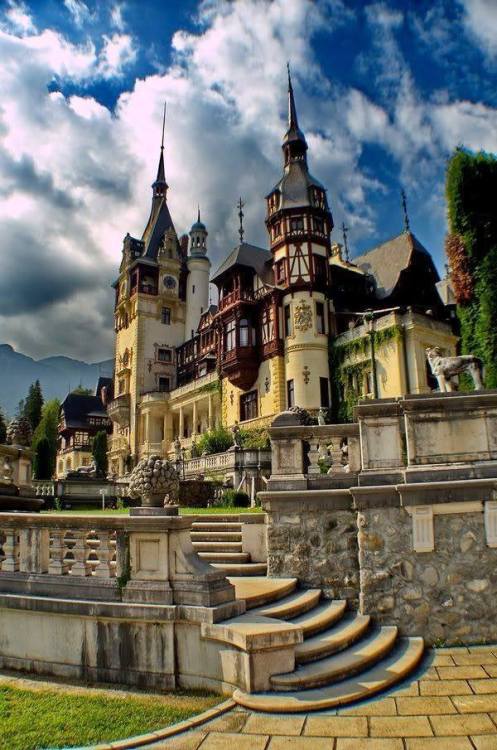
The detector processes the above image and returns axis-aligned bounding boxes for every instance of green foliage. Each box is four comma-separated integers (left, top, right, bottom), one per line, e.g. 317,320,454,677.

92,430,108,476
196,426,233,455
329,325,401,422
0,408,6,444
23,380,44,434
0,681,219,750
446,148,497,387
33,437,52,480
32,399,60,479
222,489,250,507
238,427,271,450
71,385,93,395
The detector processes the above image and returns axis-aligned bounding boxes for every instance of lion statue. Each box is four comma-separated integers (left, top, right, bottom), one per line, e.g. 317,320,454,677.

426,347,484,392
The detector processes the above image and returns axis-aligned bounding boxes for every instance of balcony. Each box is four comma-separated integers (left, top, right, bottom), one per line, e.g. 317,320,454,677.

140,390,170,408
107,394,131,427
169,371,219,401
221,345,259,390
218,288,255,313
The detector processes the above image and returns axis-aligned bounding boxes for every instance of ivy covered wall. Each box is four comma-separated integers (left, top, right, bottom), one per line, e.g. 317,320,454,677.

446,149,497,387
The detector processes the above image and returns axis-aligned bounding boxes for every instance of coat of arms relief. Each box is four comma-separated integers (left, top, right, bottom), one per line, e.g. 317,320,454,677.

294,300,313,332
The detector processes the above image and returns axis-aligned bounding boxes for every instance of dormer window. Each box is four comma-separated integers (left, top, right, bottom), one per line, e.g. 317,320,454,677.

290,216,304,232
313,217,324,234
158,347,172,363
275,259,286,284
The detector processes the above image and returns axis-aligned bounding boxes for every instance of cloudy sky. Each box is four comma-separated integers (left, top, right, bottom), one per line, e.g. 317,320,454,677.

0,0,496,362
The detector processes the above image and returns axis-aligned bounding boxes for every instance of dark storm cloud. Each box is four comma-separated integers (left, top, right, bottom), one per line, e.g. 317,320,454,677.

0,151,76,209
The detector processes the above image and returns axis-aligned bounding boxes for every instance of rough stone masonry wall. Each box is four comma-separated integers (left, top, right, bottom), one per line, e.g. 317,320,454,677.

358,506,497,646
266,503,360,607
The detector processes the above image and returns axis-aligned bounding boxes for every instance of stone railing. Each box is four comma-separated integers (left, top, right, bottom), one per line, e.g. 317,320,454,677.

32,481,56,497
268,422,360,490
169,371,218,401
185,451,234,475
0,513,235,607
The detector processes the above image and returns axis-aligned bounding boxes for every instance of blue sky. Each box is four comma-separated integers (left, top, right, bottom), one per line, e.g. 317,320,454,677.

0,0,496,360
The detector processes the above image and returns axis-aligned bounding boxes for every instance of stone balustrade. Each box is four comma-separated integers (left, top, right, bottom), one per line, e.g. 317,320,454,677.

33,481,56,497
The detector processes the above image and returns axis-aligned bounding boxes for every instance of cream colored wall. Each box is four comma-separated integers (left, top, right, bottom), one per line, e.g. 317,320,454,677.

185,257,210,338
56,449,92,478
221,354,286,430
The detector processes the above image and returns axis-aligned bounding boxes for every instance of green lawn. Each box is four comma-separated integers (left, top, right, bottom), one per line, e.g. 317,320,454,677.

0,682,220,750
43,505,263,516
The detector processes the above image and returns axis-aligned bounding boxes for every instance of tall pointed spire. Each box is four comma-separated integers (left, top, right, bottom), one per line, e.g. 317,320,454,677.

282,63,307,165
153,101,168,197
401,189,410,233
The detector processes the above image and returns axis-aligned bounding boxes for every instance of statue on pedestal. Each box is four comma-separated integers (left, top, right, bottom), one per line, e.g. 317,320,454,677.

426,347,484,392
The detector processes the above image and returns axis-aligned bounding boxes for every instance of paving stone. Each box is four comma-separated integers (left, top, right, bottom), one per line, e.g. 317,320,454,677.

452,654,497,666
200,731,268,750
369,716,433,737
390,681,420,696
336,741,403,750
396,696,456,715
143,732,206,749
267,737,332,749
470,680,497,694
437,666,488,680
453,695,497,713
468,647,497,653
304,715,368,737
420,680,471,696
432,655,456,666
485,666,497,678
406,738,473,749
436,648,470,655
471,737,497,749
242,713,305,736
202,711,248,733
338,698,397,716
430,713,497,736
421,668,441,680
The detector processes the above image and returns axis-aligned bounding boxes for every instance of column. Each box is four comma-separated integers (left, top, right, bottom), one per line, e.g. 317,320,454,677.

145,412,150,445
179,407,184,439
208,394,213,429
192,401,198,436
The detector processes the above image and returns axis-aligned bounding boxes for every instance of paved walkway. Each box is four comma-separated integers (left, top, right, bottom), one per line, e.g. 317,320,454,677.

145,646,497,750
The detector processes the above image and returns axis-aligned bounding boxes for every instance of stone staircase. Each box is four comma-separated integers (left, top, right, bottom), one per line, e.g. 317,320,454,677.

222,577,424,712
190,515,267,577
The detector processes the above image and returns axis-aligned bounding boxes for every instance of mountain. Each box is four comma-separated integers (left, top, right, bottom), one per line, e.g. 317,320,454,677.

0,344,113,417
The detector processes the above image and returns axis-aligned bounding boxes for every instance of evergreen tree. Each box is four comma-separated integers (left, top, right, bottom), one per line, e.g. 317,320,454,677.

32,399,60,480
24,380,44,433
71,385,93,396
0,407,6,444
33,437,52,479
92,431,108,477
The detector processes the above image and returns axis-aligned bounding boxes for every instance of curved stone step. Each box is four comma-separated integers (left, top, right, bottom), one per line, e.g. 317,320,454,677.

271,626,398,690
190,515,242,523
288,600,347,638
198,551,250,563
228,577,298,608
212,562,267,576
296,614,371,664
192,541,243,553
233,637,424,712
255,589,322,621
191,532,242,542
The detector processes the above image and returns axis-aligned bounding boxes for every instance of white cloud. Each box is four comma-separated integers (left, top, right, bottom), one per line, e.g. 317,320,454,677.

97,33,136,79
110,4,126,32
64,0,92,28
459,0,497,58
1,1,36,34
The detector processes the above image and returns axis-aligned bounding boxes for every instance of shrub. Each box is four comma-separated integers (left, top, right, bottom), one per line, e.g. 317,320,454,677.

221,489,250,507
196,426,233,455
33,437,52,479
239,427,270,450
92,431,108,477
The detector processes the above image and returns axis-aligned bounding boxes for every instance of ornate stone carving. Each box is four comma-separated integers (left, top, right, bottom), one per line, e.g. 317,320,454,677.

303,365,310,384
293,300,312,332
128,455,180,508
426,347,484,392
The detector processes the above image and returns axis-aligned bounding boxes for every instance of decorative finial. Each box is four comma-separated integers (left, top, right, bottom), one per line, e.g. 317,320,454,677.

197,204,201,223
161,101,166,151
342,222,350,262
287,61,292,89
237,197,245,243
401,189,410,233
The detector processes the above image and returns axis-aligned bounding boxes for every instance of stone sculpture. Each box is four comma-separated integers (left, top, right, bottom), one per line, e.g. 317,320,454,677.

6,416,32,447
426,346,484,392
2,455,13,483
230,422,243,450
127,455,179,507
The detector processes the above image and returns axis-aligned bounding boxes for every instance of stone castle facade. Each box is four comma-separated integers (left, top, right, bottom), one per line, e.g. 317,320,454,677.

107,71,457,477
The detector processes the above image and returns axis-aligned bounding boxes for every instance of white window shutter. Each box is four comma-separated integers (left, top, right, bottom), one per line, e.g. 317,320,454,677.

485,501,497,548
412,505,434,552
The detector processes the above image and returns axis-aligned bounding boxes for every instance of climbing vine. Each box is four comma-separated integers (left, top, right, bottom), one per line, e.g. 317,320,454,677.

446,148,497,388
329,324,402,422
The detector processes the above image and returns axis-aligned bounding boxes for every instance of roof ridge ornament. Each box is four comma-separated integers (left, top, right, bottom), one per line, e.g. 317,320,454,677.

401,189,410,233
342,222,350,262
237,197,245,243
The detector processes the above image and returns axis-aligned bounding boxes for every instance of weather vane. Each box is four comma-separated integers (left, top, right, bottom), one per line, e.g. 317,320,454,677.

401,189,410,233
237,197,245,243
161,101,166,151
342,222,350,262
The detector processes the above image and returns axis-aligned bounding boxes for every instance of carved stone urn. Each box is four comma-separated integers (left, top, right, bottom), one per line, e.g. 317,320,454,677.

127,455,180,510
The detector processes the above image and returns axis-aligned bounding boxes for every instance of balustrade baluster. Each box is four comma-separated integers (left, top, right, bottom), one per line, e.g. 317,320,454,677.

2,529,19,572
94,531,114,578
307,438,321,474
48,530,69,575
69,530,91,576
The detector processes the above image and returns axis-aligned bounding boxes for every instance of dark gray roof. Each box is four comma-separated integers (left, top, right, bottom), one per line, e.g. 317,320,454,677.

211,243,272,282
353,232,432,300
141,197,177,259
270,161,326,209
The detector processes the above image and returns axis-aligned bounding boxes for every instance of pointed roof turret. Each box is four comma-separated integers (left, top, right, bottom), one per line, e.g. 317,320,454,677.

282,64,308,161
152,102,168,197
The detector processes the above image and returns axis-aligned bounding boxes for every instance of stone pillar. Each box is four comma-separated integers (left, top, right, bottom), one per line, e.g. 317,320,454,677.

145,412,150,444
208,395,213,429
179,408,184,439
192,401,198,436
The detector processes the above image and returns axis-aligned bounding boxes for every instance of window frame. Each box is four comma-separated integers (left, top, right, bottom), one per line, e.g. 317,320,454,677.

161,307,171,325
240,390,258,421
287,379,295,408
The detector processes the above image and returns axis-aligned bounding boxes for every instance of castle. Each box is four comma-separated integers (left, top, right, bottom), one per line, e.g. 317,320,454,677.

107,70,457,477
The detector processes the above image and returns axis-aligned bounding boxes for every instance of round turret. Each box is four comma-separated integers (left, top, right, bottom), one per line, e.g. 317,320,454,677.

189,209,208,257
185,210,211,338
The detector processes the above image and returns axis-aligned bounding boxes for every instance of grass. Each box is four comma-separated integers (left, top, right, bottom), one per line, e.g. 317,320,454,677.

0,680,220,750
43,505,263,516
